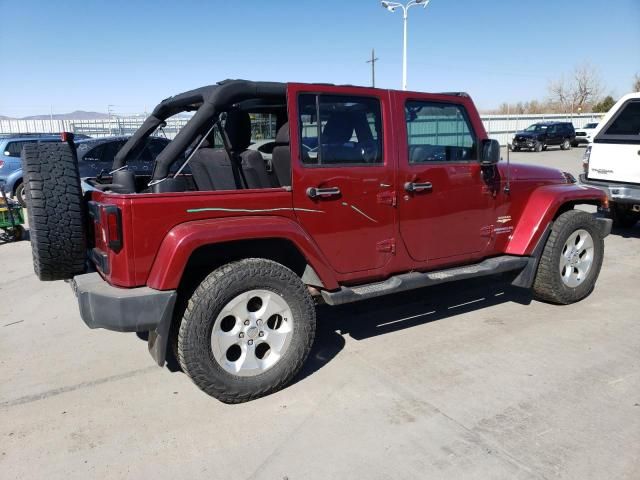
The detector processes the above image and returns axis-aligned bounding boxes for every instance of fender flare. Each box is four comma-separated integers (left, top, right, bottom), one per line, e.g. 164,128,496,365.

3,169,23,194
145,215,339,291
506,184,606,256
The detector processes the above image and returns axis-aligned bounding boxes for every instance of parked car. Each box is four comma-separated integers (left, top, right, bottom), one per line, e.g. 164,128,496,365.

580,93,640,228
248,139,277,161
511,122,576,152
572,122,599,146
1,135,170,206
0,134,62,205
21,80,611,403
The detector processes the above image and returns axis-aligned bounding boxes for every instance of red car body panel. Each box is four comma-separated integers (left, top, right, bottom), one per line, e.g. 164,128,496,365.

145,215,339,291
86,82,607,293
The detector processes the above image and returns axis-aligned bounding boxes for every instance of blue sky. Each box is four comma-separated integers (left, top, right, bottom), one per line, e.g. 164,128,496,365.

0,0,638,117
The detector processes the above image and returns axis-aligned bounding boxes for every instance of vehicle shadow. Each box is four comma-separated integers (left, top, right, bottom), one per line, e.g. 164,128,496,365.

291,275,533,385
610,225,640,239
137,275,534,385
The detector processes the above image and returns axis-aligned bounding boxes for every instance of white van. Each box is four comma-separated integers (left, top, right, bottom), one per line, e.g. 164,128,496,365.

580,92,640,228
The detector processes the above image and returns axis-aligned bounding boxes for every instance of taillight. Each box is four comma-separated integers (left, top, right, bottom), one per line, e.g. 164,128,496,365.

100,205,123,252
60,131,75,142
582,146,591,175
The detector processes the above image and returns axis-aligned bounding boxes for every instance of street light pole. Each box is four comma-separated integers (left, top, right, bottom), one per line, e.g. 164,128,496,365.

381,0,432,91
366,49,379,87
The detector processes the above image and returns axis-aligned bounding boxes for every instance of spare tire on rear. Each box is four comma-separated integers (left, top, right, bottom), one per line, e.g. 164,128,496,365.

21,142,87,281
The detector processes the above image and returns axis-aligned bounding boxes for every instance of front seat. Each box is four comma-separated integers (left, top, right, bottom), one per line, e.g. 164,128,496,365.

271,123,291,187
190,110,272,191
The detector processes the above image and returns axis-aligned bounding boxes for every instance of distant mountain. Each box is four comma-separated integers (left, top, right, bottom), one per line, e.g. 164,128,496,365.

25,111,110,120
0,111,110,120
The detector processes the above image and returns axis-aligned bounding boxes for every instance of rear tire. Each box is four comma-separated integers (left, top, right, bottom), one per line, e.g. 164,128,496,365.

21,143,87,281
532,210,604,305
177,258,316,403
560,139,571,150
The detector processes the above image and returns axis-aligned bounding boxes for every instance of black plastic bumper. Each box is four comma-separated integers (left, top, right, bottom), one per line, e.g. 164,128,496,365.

71,273,177,366
71,272,176,332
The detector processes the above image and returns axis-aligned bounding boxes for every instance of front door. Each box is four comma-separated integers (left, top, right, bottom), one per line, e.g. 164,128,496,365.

395,95,493,264
289,85,396,274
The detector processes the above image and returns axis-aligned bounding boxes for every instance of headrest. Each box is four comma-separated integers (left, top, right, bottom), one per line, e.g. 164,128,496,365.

224,109,252,151
322,112,355,144
275,123,290,144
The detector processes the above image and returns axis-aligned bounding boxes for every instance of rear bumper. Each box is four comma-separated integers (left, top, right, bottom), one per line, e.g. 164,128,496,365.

71,272,176,333
579,174,640,204
71,273,177,366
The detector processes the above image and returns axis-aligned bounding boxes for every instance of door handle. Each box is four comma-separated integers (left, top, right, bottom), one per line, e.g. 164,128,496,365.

404,182,433,193
306,186,341,199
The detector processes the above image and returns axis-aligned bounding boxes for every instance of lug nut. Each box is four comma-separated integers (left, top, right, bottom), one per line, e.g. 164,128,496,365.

257,319,263,326
239,332,244,338
248,339,254,346
259,331,264,337
244,320,250,326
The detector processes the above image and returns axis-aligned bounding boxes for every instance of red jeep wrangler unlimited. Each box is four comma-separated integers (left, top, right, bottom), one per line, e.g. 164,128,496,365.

22,80,611,403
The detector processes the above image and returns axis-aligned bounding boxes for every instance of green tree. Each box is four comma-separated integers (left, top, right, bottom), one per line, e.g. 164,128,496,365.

593,96,616,113
633,74,640,92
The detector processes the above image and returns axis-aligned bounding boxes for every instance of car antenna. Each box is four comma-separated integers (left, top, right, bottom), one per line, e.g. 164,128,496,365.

504,141,511,194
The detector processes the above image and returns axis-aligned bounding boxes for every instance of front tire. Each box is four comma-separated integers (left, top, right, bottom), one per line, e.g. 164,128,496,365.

177,258,316,403
532,210,604,305
534,142,543,152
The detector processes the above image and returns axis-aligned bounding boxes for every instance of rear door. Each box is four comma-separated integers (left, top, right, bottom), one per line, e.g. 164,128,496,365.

394,93,493,264
288,84,396,274
545,124,560,145
589,98,640,183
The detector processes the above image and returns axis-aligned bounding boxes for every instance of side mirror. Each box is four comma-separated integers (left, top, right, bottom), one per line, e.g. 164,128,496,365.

480,139,500,166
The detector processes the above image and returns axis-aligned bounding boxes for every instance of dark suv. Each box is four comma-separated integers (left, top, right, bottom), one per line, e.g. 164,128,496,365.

511,122,576,152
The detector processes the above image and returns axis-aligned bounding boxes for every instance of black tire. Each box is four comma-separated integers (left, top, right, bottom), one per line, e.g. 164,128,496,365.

560,139,571,150
534,142,543,152
21,143,87,281
15,182,26,207
532,210,604,305
512,146,520,152
610,205,639,229
177,258,316,403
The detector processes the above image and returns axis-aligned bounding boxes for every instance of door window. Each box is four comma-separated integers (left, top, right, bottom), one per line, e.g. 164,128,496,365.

298,94,383,166
405,101,476,163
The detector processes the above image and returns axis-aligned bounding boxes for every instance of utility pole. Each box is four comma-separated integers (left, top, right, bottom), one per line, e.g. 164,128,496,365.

366,49,379,88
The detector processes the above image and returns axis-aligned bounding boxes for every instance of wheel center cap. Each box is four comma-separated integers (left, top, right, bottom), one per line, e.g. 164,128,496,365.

247,326,259,339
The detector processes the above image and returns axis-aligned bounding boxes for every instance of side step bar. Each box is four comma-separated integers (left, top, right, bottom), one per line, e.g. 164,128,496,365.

321,255,530,306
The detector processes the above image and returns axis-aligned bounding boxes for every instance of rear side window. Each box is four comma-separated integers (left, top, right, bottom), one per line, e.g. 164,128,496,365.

602,100,640,137
405,101,476,163
4,141,31,157
298,94,383,166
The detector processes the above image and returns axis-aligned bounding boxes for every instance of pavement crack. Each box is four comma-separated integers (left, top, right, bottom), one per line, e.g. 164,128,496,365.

0,366,158,409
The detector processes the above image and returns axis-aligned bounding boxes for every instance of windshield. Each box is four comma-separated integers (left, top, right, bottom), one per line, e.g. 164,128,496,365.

524,124,548,132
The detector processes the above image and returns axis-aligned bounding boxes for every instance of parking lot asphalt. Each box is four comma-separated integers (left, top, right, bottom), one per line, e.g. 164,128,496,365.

1,146,639,480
